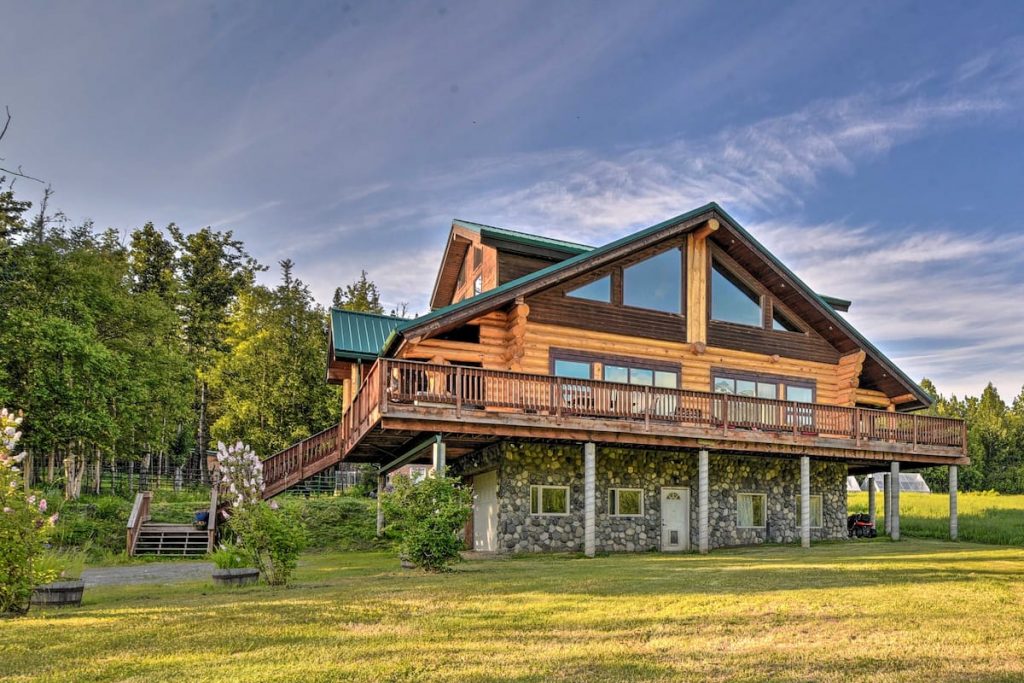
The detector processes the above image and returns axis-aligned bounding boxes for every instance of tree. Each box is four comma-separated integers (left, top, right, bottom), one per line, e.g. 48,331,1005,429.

170,225,262,481
333,270,383,313
129,222,177,298
207,260,339,455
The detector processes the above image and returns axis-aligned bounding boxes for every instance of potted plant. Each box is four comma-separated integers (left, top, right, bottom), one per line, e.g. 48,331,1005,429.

31,548,86,608
210,543,258,587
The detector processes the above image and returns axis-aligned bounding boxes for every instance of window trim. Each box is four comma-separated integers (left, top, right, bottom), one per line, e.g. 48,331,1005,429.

608,488,644,517
530,485,571,516
736,492,767,529
711,368,816,403
796,494,823,529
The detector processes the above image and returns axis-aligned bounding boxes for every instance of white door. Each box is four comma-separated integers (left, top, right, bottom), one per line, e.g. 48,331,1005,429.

473,470,498,551
660,487,690,552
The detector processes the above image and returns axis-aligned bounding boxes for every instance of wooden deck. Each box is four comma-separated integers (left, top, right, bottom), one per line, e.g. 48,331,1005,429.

262,359,967,497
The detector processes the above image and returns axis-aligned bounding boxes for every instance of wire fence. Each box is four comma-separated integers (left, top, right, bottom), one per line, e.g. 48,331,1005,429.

24,452,372,499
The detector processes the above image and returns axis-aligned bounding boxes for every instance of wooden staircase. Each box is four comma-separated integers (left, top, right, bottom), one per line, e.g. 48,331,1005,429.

132,523,209,556
261,424,342,499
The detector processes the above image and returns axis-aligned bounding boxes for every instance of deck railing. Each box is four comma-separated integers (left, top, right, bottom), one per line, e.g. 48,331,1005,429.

261,358,966,494
126,490,152,556
377,359,966,451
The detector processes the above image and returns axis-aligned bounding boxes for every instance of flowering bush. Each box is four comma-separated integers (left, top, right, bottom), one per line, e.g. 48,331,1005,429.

216,440,303,585
0,409,57,614
216,441,264,507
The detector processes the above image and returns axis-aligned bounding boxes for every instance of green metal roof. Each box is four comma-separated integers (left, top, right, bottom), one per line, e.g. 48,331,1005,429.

330,309,407,361
453,219,593,255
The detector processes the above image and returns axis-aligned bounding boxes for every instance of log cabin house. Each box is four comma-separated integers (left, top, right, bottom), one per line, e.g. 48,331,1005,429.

261,202,967,554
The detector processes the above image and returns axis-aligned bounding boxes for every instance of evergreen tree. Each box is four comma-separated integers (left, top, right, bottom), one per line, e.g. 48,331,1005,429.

333,270,383,313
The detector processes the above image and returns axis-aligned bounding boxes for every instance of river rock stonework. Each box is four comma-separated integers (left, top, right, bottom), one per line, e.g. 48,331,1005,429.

450,442,847,552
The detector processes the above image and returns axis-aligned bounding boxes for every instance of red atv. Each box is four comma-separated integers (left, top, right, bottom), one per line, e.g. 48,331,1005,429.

847,513,877,538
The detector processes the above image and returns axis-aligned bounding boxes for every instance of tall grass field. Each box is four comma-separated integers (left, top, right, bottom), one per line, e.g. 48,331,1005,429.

849,491,1024,545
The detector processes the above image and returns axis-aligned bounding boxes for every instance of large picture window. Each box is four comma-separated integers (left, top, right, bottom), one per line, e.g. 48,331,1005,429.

567,276,611,303
713,370,815,403
737,493,767,528
623,250,681,313
711,261,761,327
530,485,569,516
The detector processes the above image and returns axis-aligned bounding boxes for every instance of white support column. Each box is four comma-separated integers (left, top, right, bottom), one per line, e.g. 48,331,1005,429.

432,439,446,477
376,473,385,536
584,442,596,558
698,449,709,554
883,473,891,535
800,456,811,549
890,461,900,541
949,465,959,541
867,474,876,525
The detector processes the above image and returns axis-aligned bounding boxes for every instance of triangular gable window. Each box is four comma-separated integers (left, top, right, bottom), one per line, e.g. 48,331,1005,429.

567,275,611,303
711,261,761,327
623,250,681,313
772,309,800,332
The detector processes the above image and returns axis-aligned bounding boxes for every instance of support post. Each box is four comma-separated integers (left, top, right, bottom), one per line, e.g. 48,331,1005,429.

949,465,958,541
376,473,385,537
867,474,876,525
698,449,709,554
800,456,810,549
584,442,596,558
890,461,900,541
883,473,891,535
432,438,446,477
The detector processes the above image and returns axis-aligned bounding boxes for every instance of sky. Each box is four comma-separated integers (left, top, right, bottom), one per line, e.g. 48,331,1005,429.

2,1,1024,399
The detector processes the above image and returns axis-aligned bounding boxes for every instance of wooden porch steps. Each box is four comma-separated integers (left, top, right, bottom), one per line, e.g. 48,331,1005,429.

133,523,209,556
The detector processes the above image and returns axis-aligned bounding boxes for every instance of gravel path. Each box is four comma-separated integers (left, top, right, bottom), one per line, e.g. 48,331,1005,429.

81,561,214,587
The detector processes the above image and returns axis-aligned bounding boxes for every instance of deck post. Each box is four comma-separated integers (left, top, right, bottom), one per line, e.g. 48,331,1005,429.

890,461,900,541
432,437,446,477
698,449,709,554
949,465,959,541
584,442,596,558
883,473,891,535
867,474,876,525
376,473,385,537
800,456,810,549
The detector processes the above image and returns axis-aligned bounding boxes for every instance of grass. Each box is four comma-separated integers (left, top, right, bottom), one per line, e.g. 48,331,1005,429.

849,491,1024,545
5,541,1024,682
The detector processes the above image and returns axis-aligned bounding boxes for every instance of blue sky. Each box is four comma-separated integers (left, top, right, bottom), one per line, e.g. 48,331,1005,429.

2,1,1024,398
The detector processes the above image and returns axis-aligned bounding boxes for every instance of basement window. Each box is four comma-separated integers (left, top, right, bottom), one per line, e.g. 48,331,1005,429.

737,493,767,528
608,488,643,517
530,485,570,516
796,494,823,528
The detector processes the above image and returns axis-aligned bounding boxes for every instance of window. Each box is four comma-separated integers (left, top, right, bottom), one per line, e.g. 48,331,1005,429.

772,309,800,332
796,494,823,528
553,359,593,379
567,276,611,303
604,364,678,389
711,261,761,327
623,250,682,313
713,371,815,403
609,488,643,516
473,275,482,295
737,493,767,528
530,485,569,515
473,246,482,269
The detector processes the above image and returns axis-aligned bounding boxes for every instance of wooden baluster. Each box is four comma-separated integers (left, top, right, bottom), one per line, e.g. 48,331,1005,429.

455,365,463,417
722,394,729,434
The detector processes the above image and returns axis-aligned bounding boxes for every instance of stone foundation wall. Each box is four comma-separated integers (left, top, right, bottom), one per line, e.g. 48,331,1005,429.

450,442,847,553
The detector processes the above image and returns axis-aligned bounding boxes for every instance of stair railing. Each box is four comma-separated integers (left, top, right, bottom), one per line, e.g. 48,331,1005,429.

206,477,220,553
126,491,152,556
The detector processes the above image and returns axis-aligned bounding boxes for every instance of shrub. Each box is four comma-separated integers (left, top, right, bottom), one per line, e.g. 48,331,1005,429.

278,495,385,551
211,543,249,570
381,475,472,572
33,547,87,583
0,409,57,614
229,502,306,585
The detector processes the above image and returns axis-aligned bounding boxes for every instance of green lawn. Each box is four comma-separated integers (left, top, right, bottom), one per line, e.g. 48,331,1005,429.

5,541,1024,682
849,491,1024,545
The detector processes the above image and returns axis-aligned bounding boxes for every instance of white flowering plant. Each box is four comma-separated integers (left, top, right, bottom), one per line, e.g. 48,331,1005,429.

0,409,58,615
215,441,264,508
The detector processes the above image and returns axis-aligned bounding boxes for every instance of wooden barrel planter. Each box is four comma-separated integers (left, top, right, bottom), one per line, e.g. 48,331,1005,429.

31,580,85,608
212,568,259,587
